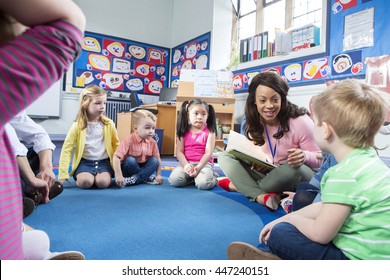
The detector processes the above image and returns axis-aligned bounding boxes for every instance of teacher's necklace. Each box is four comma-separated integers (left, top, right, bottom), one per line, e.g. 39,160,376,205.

264,124,279,164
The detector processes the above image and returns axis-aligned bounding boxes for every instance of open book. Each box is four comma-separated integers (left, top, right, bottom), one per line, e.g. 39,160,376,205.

226,130,276,171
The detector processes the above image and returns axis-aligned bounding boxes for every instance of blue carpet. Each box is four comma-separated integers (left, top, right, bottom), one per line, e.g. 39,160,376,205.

24,176,283,260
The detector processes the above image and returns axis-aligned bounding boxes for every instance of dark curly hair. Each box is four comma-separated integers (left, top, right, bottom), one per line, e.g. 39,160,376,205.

244,72,309,146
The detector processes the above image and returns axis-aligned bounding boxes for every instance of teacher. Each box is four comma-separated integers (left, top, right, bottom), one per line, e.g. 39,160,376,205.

218,72,322,210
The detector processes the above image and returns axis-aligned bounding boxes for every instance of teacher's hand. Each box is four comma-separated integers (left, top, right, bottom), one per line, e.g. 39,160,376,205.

286,148,305,168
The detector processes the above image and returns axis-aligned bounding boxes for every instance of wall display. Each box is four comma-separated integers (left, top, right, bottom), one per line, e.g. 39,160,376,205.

232,50,365,93
73,31,170,95
170,32,211,88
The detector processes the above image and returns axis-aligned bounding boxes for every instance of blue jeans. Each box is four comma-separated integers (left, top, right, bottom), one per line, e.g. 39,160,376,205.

121,156,158,183
268,222,349,260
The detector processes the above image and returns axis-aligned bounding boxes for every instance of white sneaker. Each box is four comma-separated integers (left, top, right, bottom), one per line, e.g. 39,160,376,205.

145,176,158,185
46,251,85,260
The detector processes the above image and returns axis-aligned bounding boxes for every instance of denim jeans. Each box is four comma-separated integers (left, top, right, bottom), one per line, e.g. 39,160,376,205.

121,156,158,183
268,222,349,260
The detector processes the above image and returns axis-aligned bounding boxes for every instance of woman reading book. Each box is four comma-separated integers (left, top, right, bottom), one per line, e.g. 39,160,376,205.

218,72,322,211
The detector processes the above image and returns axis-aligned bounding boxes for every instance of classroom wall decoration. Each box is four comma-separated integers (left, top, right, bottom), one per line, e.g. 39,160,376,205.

170,32,211,88
233,0,390,94
73,31,170,95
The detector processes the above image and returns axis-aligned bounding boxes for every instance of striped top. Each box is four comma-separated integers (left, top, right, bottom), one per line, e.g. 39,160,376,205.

0,21,83,259
115,132,159,164
321,147,390,260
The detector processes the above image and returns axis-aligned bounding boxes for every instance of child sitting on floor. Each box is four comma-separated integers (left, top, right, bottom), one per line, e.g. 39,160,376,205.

169,99,218,190
113,109,163,187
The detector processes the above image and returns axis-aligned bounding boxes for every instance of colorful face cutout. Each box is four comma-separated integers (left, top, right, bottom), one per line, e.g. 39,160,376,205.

156,66,165,75
284,64,302,82
129,45,146,59
173,49,181,63
303,58,328,79
148,80,162,94
333,54,352,73
112,58,131,73
126,78,144,91
136,64,150,76
148,49,164,64
89,54,110,71
182,60,192,70
195,55,208,70
80,71,94,84
82,37,101,52
107,42,124,57
185,43,198,59
103,73,123,89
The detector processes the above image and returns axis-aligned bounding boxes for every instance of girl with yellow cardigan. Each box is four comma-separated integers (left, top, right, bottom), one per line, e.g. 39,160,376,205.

59,85,119,189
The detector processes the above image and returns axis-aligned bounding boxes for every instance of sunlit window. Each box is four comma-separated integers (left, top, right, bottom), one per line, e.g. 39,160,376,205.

235,0,322,41
292,0,322,28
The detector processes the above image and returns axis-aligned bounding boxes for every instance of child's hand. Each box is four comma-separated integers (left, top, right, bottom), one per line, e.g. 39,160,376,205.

184,163,195,175
155,175,164,185
115,175,125,188
189,166,200,177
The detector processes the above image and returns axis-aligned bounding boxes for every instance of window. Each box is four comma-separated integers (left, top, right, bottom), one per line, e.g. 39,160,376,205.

231,0,257,41
232,0,328,68
292,0,322,29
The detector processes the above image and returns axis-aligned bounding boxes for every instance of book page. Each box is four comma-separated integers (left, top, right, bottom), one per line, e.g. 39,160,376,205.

226,130,276,168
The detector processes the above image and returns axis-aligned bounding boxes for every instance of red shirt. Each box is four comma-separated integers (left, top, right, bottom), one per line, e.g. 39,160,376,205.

115,132,159,164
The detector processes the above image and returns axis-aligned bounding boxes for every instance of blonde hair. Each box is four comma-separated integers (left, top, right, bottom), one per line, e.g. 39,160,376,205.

312,79,386,148
76,85,109,129
132,109,157,128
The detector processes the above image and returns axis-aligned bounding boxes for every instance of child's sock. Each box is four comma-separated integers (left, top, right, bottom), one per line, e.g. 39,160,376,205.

218,178,231,192
124,175,138,186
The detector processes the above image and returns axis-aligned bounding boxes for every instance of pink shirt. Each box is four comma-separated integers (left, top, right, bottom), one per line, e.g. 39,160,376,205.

115,132,160,164
183,126,213,163
0,21,82,259
261,115,321,169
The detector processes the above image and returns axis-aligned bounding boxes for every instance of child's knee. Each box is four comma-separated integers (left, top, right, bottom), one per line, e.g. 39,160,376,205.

195,177,217,190
95,176,112,189
76,177,94,189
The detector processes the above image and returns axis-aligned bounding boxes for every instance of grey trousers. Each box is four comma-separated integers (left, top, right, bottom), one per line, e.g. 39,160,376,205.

168,162,218,190
218,151,315,201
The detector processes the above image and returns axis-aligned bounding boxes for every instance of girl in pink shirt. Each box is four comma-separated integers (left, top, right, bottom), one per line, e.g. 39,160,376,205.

169,99,218,190
218,72,321,210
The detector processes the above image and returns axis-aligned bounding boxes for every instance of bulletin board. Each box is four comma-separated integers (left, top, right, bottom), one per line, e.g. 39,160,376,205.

232,0,390,93
170,32,211,88
73,31,170,95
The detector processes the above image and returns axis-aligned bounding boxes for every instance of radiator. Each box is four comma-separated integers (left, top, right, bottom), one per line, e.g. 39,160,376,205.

105,99,131,125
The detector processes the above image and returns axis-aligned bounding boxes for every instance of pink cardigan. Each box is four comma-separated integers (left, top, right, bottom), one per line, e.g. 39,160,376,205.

260,114,322,169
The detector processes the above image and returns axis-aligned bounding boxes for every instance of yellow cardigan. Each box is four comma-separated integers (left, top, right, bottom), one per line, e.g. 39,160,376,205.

58,117,119,180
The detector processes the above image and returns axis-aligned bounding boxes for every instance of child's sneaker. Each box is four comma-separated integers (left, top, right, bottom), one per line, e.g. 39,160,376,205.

23,197,36,218
124,175,138,186
46,251,85,260
280,197,293,214
145,176,158,185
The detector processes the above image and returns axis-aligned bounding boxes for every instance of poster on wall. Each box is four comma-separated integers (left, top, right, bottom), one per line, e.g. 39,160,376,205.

170,32,211,88
343,7,374,51
73,31,170,95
